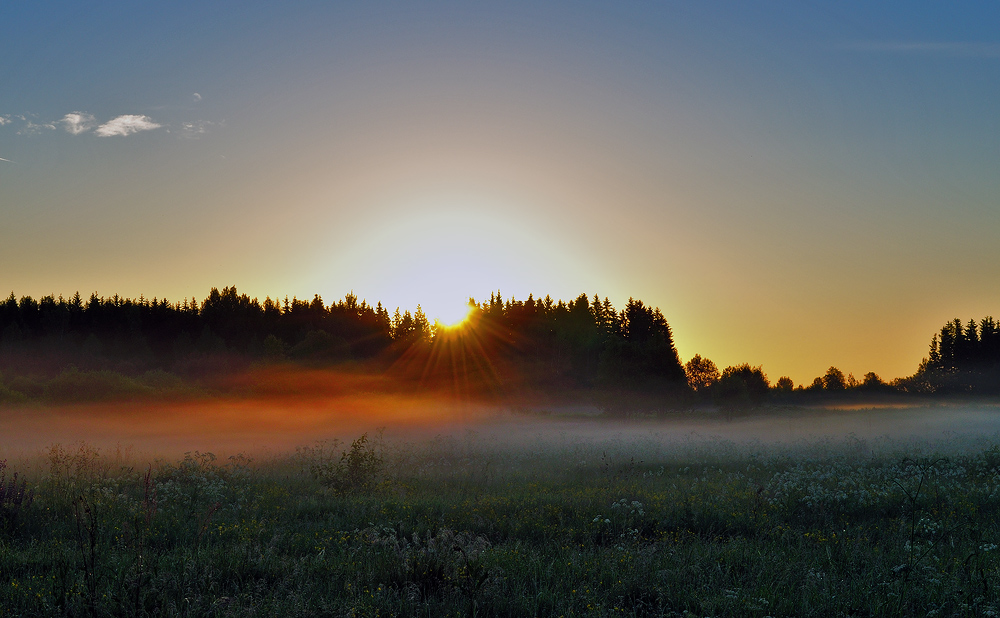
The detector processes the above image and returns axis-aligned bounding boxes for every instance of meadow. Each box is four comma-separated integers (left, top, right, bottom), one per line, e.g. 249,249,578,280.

1,411,1000,617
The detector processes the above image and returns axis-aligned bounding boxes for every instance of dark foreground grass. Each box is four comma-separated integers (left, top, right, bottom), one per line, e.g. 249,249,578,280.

2,431,1000,617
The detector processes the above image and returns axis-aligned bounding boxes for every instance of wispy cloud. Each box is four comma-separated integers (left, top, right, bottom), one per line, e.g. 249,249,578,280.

192,92,202,102
94,114,162,137
60,112,96,135
17,115,57,135
842,41,1000,58
0,157,13,163
6,110,211,140
177,120,217,138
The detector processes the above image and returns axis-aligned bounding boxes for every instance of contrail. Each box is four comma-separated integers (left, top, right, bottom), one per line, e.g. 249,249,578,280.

0,157,12,163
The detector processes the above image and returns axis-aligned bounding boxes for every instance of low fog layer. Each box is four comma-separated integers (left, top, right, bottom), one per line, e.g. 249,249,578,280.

1,390,998,462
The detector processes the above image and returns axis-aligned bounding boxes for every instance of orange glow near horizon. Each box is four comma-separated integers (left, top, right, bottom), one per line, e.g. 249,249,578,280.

0,368,500,459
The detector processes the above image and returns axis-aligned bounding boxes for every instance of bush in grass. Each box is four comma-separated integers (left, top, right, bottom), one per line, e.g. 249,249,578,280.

0,459,34,532
306,433,384,495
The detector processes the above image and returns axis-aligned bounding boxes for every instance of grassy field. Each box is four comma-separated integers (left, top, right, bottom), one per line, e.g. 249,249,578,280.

1,422,1000,617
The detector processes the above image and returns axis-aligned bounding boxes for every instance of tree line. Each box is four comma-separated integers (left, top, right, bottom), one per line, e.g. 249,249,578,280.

0,287,687,399
0,288,392,372
2,287,997,406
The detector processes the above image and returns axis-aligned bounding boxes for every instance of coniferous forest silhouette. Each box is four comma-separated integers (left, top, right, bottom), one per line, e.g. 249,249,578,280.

1,286,996,409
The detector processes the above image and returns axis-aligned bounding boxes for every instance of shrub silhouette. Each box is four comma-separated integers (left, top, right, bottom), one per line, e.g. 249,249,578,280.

310,434,384,495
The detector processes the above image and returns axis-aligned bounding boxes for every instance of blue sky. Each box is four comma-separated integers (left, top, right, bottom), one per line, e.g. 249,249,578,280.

2,1,998,383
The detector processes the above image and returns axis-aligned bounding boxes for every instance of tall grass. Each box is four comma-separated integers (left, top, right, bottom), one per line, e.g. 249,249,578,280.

1,432,999,616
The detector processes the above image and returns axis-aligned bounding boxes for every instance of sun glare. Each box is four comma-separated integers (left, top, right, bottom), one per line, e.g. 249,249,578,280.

435,304,474,329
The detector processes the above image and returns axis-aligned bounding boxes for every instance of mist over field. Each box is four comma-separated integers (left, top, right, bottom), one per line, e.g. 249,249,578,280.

3,373,998,461
4,370,1000,615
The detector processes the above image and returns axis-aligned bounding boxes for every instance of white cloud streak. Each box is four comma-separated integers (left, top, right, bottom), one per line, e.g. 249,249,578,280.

192,92,202,102
60,112,96,135
94,114,162,137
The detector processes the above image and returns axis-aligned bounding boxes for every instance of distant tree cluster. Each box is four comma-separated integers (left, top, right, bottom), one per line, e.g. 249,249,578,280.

912,317,1000,393
683,358,772,410
683,316,1000,399
799,367,891,394
681,356,895,411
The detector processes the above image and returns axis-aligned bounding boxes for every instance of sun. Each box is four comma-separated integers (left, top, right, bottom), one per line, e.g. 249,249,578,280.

433,303,474,330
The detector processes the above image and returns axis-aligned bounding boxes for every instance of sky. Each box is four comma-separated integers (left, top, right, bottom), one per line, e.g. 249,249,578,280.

1,1,998,385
